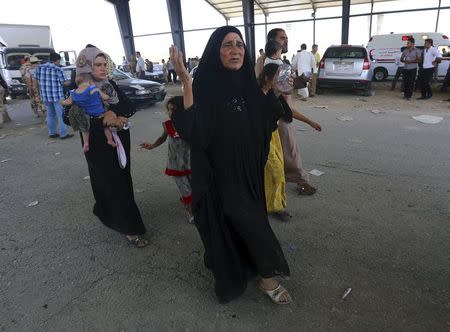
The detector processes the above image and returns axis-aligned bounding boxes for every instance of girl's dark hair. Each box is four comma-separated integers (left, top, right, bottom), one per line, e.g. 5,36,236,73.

257,63,280,88
264,40,283,58
166,95,184,111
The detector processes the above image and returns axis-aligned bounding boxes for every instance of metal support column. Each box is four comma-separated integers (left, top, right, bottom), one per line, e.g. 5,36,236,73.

435,0,441,32
108,0,135,61
341,0,350,44
312,11,316,45
310,1,317,45
166,0,186,59
242,0,256,63
369,0,374,39
264,14,268,40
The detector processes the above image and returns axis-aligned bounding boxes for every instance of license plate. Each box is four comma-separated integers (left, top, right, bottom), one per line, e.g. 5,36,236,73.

335,63,352,72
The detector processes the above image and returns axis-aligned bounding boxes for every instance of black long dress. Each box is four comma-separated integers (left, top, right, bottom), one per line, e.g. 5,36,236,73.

172,26,290,303
83,80,145,236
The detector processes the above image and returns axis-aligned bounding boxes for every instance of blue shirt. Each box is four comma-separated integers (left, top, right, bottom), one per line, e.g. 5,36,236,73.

34,63,66,102
70,85,105,117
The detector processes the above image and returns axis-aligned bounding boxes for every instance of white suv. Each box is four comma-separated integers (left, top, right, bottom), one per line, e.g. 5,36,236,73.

317,45,374,96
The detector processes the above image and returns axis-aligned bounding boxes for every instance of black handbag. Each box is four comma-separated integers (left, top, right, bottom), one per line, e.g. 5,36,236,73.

293,73,308,89
62,106,71,126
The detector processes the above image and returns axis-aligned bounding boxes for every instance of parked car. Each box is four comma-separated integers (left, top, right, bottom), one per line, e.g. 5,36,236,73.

317,45,373,96
144,64,165,83
117,63,166,83
62,66,166,107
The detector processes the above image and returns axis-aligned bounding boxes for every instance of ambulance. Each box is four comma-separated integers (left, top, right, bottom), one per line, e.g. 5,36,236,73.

367,32,450,81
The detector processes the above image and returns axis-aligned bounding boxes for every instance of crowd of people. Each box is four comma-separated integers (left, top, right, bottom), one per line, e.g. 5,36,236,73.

120,52,200,85
19,26,318,305
89,26,324,305
1,25,449,306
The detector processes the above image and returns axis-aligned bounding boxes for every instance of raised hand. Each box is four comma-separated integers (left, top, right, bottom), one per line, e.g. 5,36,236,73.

170,44,193,109
169,45,189,80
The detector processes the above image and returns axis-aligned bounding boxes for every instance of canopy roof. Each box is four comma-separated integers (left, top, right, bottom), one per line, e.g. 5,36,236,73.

205,0,395,18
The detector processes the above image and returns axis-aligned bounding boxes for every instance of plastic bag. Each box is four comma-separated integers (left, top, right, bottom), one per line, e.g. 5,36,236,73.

277,63,293,94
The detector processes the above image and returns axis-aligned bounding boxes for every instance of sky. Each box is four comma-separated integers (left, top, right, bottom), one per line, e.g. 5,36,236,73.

1,0,449,65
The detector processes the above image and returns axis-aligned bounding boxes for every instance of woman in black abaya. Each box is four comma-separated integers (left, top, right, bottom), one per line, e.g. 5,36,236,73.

74,46,147,247
170,26,292,304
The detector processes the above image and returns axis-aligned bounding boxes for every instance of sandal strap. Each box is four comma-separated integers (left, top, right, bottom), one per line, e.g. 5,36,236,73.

129,236,148,247
261,284,290,304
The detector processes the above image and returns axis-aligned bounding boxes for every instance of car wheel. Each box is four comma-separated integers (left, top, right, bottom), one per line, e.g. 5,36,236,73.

316,87,324,95
373,68,387,81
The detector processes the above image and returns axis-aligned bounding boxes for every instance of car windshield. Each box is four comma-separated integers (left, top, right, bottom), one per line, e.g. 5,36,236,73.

6,53,30,70
34,53,51,63
112,69,131,80
325,47,366,59
5,48,54,70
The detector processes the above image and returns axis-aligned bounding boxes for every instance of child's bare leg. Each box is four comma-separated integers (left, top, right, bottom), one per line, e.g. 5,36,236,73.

82,131,90,152
104,127,117,147
186,203,193,216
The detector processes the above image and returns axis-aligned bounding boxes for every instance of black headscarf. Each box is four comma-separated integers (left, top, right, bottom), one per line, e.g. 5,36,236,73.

172,26,290,303
192,26,260,105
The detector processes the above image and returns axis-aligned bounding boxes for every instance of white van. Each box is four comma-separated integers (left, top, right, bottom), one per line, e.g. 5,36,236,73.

367,32,450,81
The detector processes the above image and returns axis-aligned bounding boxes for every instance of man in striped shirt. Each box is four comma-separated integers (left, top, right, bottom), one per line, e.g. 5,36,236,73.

34,52,72,139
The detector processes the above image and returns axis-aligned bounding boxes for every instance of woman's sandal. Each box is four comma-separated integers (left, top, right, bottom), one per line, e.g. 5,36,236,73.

127,236,149,248
259,283,292,305
297,183,317,195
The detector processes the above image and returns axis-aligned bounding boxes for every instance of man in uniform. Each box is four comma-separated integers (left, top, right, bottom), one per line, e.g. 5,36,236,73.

23,56,46,117
0,72,11,125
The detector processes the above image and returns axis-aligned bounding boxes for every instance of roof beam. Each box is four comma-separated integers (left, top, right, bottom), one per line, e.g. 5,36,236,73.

204,0,230,20
254,0,268,16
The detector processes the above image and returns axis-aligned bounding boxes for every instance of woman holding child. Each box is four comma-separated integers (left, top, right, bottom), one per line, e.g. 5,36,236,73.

72,46,148,247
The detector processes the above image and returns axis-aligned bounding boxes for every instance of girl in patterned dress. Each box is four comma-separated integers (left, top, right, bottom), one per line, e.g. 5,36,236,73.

140,96,193,222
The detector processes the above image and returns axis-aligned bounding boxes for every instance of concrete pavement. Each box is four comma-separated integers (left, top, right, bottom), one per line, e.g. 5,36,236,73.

1,84,449,331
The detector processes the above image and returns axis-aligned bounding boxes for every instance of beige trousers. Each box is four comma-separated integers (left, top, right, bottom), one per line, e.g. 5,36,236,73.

309,73,317,96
